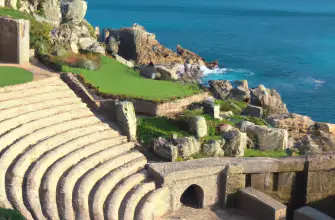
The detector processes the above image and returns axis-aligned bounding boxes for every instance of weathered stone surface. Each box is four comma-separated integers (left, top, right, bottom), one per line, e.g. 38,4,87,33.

153,137,201,161
239,121,289,151
106,36,120,55
316,122,335,135
155,64,181,81
176,45,219,68
51,23,105,55
217,123,234,134
190,116,208,138
250,85,288,115
223,130,247,157
294,206,335,220
242,104,263,118
209,80,233,100
61,0,87,25
237,187,287,220
115,101,137,141
202,140,225,157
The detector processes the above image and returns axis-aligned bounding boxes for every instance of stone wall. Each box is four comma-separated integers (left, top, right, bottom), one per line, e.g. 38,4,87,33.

115,54,134,68
0,17,29,64
62,73,208,117
148,153,335,218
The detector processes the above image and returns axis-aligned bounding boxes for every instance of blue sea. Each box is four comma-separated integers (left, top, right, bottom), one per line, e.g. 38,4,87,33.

85,0,335,123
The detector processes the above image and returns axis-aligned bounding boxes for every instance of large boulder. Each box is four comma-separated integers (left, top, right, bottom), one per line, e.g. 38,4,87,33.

189,116,208,138
61,0,87,25
209,80,233,100
106,36,120,56
223,130,247,157
51,23,105,55
242,104,263,118
202,140,225,157
250,85,288,115
239,121,289,151
153,137,201,161
115,101,137,141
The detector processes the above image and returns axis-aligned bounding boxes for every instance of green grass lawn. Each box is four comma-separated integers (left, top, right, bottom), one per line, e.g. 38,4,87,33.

0,67,33,87
0,7,29,19
64,56,202,101
0,208,25,220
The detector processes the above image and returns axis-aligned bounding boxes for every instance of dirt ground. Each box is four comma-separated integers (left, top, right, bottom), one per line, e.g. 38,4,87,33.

160,206,254,220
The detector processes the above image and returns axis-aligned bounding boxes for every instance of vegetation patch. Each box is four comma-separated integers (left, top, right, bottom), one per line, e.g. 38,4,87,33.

0,67,33,87
65,56,202,102
0,208,25,220
244,149,288,158
215,99,247,115
137,116,190,145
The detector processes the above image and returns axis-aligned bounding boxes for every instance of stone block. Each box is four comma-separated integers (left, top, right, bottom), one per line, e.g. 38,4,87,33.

251,173,273,191
242,104,263,117
294,206,334,220
237,187,287,220
115,101,137,141
189,116,208,138
222,173,246,208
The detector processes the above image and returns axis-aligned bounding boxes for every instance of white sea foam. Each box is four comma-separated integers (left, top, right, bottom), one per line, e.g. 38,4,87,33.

200,66,228,75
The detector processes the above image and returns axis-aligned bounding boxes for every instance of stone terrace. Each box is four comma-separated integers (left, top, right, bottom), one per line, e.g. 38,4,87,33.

0,77,164,220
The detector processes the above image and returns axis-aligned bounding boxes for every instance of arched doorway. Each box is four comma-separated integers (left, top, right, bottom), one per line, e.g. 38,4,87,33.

180,184,204,209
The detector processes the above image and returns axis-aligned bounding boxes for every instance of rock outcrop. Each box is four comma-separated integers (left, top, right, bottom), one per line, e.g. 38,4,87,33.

209,80,250,102
176,45,219,69
239,121,289,151
106,24,217,67
250,85,288,115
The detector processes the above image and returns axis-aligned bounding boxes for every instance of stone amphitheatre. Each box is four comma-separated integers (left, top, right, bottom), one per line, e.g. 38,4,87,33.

0,12,334,220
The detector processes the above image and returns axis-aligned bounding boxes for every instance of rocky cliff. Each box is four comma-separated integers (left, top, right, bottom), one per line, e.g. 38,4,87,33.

3,0,104,55
105,24,218,67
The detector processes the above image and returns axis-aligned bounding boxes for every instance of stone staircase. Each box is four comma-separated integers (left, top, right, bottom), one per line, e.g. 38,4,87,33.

0,77,169,220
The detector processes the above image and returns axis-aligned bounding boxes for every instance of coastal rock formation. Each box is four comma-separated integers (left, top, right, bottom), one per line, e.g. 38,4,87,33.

106,24,217,67
61,0,87,25
209,80,250,102
176,45,219,69
239,121,289,151
250,85,289,115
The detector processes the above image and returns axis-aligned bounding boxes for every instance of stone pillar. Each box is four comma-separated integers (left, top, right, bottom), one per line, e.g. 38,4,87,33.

115,101,137,141
222,167,246,208
17,19,30,64
0,17,29,64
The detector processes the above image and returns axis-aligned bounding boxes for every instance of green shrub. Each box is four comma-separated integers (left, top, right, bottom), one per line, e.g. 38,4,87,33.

231,115,270,127
16,0,21,10
30,19,53,55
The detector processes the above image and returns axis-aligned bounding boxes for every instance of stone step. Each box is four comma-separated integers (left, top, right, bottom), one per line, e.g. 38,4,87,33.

0,114,99,210
0,90,77,110
73,153,146,220
6,123,112,219
58,142,136,220
121,182,156,220
40,136,128,220
135,187,171,220
0,97,81,122
25,129,120,220
0,102,87,136
105,171,148,220
0,107,94,155
91,160,147,220
0,77,62,93
0,84,70,102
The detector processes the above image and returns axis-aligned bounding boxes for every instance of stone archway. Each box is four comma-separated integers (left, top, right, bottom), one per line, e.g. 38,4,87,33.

180,184,204,209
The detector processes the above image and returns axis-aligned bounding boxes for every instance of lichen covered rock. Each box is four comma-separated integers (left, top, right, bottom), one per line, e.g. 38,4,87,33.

202,140,225,157
223,130,247,157
61,0,87,25
189,116,208,138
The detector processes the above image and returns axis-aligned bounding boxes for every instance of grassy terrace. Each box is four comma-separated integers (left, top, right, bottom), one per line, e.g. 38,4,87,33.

0,67,33,87
64,56,202,101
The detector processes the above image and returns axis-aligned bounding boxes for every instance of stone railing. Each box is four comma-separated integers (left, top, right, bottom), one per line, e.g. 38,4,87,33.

148,153,335,219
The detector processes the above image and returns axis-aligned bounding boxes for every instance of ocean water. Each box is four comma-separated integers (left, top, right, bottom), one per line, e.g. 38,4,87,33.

85,0,335,123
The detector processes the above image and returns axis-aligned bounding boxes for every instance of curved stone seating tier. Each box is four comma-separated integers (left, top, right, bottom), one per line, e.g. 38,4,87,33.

0,78,167,220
